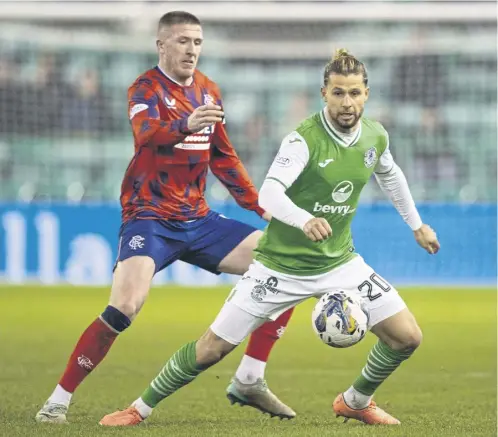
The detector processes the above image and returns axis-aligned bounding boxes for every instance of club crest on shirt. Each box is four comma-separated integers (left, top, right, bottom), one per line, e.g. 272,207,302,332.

364,147,377,168
203,94,214,105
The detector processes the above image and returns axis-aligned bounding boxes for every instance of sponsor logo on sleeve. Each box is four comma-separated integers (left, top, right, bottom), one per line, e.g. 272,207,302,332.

275,154,293,167
129,104,148,120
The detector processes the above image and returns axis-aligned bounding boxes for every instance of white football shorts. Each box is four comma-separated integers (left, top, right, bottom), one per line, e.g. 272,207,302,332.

211,255,406,345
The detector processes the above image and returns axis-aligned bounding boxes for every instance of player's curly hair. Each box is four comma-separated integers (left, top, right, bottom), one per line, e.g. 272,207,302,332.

323,48,368,87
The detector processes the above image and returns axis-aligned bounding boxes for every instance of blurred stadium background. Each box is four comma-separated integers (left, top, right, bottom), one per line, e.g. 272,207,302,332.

0,0,496,285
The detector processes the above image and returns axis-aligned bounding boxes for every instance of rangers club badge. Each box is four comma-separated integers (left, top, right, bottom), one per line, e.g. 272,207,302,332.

364,147,377,168
203,94,214,105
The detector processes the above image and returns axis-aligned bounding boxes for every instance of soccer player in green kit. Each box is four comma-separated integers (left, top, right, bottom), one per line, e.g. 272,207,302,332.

100,49,440,427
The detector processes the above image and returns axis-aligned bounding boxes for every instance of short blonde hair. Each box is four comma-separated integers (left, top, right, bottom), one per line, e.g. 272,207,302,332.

323,48,368,86
158,11,201,33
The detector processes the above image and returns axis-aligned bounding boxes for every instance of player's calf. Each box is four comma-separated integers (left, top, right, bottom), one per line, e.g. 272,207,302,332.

58,305,132,393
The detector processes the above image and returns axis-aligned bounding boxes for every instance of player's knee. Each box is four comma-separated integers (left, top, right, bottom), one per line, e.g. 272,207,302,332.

407,326,423,350
100,305,132,333
196,330,236,367
396,326,423,352
109,279,150,319
198,347,223,366
109,256,154,319
110,300,142,320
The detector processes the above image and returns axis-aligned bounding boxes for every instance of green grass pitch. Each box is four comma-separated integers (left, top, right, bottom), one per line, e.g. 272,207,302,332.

0,286,496,437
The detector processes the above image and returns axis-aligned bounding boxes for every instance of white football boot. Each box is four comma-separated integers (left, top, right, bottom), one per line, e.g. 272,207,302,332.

35,400,68,424
226,376,296,419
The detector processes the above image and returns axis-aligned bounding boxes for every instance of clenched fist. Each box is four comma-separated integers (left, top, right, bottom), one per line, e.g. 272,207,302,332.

187,103,224,132
414,224,440,254
303,217,332,242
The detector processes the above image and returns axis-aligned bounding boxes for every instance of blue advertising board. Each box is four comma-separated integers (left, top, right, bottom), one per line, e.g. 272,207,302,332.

0,203,495,286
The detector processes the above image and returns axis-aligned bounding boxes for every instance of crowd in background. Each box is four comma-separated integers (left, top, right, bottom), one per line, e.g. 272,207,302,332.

0,27,496,202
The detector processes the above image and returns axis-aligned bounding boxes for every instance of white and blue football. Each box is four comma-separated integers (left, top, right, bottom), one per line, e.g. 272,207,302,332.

312,290,369,348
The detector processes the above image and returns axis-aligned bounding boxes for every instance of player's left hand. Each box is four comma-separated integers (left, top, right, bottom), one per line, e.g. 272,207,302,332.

262,211,272,222
414,224,440,254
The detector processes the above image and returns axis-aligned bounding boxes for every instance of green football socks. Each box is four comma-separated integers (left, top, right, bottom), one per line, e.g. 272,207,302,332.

141,341,203,408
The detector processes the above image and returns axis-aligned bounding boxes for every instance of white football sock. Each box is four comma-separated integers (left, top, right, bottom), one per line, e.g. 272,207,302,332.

48,384,72,407
235,355,267,384
132,397,153,419
343,386,372,410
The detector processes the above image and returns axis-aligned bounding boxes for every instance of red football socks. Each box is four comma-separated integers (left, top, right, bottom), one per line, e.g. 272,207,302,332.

245,307,295,362
59,318,118,393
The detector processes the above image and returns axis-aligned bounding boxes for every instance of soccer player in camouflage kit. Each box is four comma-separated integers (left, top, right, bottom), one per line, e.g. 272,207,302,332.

36,11,296,424
100,49,440,426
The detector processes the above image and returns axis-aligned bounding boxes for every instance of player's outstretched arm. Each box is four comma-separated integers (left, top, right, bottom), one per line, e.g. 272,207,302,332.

209,121,265,216
374,146,440,254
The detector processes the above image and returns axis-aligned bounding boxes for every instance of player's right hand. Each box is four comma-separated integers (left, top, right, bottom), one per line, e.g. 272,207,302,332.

187,103,224,132
303,218,332,242
413,223,440,254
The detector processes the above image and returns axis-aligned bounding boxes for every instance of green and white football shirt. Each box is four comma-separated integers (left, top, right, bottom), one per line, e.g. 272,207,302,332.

255,110,391,275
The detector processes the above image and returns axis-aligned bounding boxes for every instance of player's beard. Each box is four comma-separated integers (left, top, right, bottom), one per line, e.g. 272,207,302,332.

334,108,363,131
